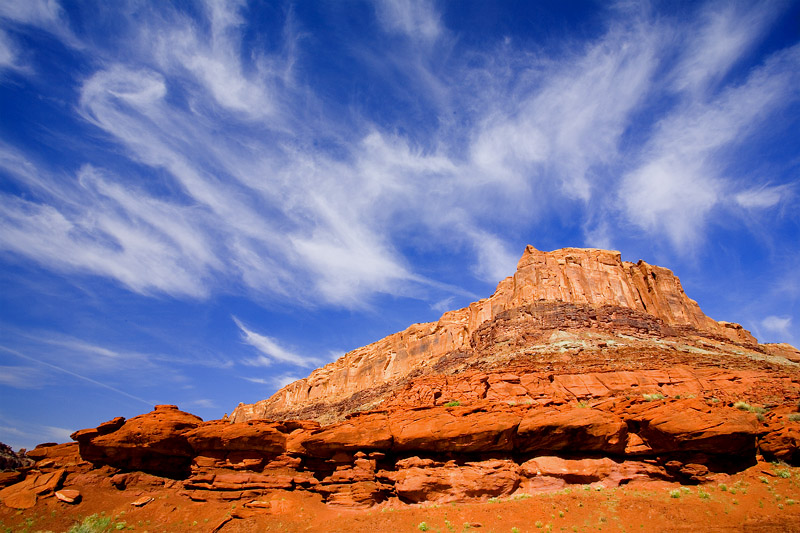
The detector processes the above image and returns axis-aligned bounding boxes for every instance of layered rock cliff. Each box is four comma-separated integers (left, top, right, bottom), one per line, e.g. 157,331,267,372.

231,246,758,422
2,245,799,524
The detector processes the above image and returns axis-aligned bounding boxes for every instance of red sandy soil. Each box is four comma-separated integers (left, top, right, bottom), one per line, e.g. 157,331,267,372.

2,461,798,532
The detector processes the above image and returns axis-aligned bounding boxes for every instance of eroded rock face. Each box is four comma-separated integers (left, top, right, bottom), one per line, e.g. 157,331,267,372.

71,405,202,478
232,246,762,422
2,395,777,510
516,408,628,454
6,245,799,511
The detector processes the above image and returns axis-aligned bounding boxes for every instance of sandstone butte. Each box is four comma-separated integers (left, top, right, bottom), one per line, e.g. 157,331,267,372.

1,246,800,530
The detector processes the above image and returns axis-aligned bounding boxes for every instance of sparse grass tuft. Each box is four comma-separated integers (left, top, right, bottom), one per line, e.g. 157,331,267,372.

643,393,666,401
445,400,461,407
669,489,681,499
788,413,800,422
777,469,792,479
418,522,430,531
68,515,115,533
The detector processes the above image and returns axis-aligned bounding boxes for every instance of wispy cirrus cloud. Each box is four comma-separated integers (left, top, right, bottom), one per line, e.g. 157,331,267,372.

373,0,442,42
735,185,790,209
762,315,792,335
0,0,797,313
234,317,324,368
242,373,303,389
620,42,800,249
0,365,43,389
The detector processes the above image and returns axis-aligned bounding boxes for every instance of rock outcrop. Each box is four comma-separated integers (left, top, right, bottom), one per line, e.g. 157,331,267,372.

0,442,32,473
1,397,790,510
232,246,762,422
2,245,799,515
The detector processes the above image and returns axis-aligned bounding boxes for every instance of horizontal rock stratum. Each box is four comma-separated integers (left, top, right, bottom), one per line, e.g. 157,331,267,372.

2,244,799,515
231,246,763,423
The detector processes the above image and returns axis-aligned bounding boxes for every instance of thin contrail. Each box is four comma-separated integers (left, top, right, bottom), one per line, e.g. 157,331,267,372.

0,345,152,407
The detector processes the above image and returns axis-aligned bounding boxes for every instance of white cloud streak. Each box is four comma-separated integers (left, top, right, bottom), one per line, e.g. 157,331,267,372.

373,0,441,42
620,42,800,249
0,366,43,389
0,0,797,313
762,315,791,334
234,317,323,368
0,345,152,406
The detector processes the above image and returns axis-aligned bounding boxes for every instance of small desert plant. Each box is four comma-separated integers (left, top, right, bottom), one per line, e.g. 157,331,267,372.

643,393,666,401
445,400,461,407
699,490,711,500
734,401,752,411
670,489,681,498
418,522,430,531
577,400,589,408
777,469,792,479
68,515,112,533
788,413,800,422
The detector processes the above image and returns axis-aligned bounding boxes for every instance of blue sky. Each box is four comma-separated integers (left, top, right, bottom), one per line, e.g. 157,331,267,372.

1,0,798,450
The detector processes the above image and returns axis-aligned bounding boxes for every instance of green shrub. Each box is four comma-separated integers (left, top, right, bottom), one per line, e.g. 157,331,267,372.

669,489,681,498
445,400,461,407
418,522,430,531
788,413,800,422
734,401,752,411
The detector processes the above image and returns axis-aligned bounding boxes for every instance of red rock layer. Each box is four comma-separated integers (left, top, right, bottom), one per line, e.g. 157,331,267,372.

1,399,792,510
232,246,759,422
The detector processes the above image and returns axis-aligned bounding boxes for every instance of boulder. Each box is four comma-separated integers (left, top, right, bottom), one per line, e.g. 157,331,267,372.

0,469,65,509
389,406,520,453
519,456,665,490
516,408,627,454
55,489,81,503
392,459,519,503
72,405,202,477
759,425,800,465
316,481,388,508
628,400,759,455
301,412,393,457
185,421,286,455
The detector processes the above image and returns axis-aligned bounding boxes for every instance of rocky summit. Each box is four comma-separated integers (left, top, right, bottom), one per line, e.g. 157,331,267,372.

2,246,800,531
